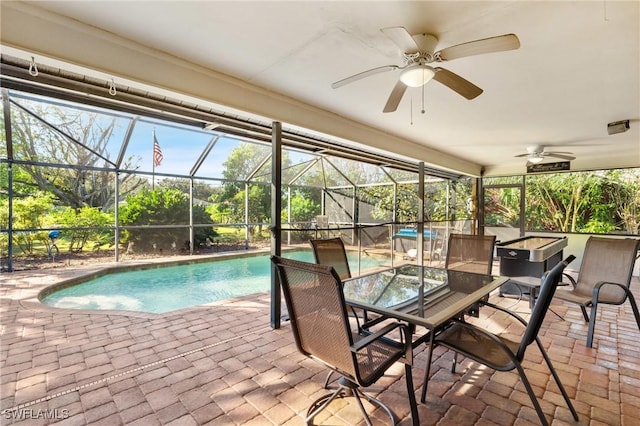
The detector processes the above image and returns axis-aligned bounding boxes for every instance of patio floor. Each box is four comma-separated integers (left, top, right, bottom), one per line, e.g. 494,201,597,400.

1,260,640,425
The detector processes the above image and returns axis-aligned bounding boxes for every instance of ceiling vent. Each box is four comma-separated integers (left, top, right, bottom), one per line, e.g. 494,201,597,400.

607,120,630,135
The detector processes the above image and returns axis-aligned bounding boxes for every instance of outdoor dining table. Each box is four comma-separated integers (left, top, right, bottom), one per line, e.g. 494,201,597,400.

342,264,509,411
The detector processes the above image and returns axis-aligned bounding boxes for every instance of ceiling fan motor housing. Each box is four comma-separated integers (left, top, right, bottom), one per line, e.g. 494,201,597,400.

408,33,439,62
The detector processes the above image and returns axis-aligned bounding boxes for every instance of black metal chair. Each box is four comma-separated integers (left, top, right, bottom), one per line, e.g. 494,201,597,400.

421,256,579,426
309,237,352,280
271,255,418,425
445,233,496,275
417,234,497,399
554,237,640,347
446,233,496,317
309,237,375,327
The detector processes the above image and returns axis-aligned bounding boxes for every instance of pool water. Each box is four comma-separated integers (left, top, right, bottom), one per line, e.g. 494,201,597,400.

40,251,388,314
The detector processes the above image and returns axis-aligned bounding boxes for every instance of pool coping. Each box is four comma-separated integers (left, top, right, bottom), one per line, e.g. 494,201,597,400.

2,247,280,319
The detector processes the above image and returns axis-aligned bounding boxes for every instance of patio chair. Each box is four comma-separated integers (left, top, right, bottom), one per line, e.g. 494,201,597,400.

445,233,496,275
446,233,496,317
422,256,578,426
554,236,640,347
309,237,379,325
309,236,386,391
417,234,498,395
271,255,418,425
309,237,351,280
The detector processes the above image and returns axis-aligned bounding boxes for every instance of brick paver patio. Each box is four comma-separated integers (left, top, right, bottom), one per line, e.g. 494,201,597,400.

1,258,640,425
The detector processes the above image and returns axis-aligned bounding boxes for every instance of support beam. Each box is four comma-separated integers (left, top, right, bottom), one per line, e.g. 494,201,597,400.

270,122,283,329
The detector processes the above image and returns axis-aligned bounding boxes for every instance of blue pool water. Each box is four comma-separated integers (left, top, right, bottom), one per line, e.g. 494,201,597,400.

40,251,388,314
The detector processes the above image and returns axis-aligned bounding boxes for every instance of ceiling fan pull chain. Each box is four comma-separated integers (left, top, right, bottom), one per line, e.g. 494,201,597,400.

410,97,414,125
28,56,38,77
421,83,426,114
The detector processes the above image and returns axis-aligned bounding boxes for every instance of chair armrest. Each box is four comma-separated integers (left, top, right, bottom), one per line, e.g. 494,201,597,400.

351,322,413,365
352,322,401,351
561,272,577,288
361,314,392,330
592,280,628,302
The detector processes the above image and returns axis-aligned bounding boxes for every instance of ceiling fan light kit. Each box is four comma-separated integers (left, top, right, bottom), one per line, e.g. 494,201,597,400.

400,65,435,87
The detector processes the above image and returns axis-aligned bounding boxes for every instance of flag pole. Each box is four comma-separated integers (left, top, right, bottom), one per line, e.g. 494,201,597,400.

152,129,155,190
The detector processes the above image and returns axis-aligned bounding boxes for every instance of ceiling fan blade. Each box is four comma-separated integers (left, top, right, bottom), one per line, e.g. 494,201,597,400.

383,80,408,113
331,65,400,89
546,150,574,155
514,153,532,158
436,34,520,61
547,153,575,161
433,67,483,99
381,26,419,53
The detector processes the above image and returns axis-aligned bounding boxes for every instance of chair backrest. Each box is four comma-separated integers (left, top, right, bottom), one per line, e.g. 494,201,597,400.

309,237,352,280
574,237,640,304
271,255,356,377
518,255,576,359
446,234,496,275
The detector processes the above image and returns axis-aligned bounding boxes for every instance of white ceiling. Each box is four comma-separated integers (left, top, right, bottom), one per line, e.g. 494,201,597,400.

1,1,638,176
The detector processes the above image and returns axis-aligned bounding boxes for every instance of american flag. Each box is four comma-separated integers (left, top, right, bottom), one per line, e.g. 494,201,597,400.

153,133,163,167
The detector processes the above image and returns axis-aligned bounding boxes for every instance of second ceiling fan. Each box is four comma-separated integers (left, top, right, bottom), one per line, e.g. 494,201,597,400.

332,27,520,113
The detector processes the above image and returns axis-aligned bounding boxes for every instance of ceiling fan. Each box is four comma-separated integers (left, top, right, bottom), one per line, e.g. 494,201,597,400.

515,145,576,164
331,27,520,113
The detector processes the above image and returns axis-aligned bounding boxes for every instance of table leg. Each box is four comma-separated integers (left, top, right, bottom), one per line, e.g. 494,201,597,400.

529,287,536,310
420,332,435,404
405,363,419,425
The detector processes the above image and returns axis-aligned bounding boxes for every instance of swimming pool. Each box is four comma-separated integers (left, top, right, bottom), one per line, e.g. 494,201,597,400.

40,250,389,314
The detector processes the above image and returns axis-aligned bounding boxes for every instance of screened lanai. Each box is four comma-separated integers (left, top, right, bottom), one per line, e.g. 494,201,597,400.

1,57,474,279
3,55,638,330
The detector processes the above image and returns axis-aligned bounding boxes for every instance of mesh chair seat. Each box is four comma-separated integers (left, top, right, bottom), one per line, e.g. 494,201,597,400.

352,335,405,385
435,324,521,371
552,288,592,305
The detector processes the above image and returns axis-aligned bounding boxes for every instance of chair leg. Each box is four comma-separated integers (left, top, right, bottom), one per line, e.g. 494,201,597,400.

323,370,336,389
513,362,549,426
305,384,346,425
306,377,397,426
451,352,458,373
537,338,579,421
580,305,590,322
627,292,640,332
586,302,598,348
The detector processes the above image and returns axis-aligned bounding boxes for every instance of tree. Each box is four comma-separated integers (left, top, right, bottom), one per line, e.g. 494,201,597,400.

607,169,640,234
213,143,278,232
158,177,218,202
119,188,217,250
360,184,417,223
48,206,114,252
8,99,144,210
526,172,617,233
0,192,55,255
284,189,321,225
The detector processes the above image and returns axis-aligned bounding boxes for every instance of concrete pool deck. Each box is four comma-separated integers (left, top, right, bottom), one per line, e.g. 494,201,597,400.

1,259,640,425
